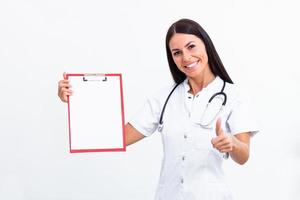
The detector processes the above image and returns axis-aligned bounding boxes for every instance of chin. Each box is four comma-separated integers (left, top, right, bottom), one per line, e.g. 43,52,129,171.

185,68,204,78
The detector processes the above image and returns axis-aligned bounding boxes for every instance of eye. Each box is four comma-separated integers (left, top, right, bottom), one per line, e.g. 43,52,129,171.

188,44,196,50
173,51,181,56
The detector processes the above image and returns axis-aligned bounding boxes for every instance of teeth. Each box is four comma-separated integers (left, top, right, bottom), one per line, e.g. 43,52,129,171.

186,61,198,68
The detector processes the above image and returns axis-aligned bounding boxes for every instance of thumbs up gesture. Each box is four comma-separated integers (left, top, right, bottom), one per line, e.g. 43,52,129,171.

211,118,233,154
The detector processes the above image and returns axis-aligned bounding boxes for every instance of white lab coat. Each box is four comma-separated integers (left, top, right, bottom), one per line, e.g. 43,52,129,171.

130,76,259,200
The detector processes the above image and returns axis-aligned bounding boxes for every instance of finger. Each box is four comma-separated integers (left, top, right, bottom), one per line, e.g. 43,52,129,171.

60,96,68,103
213,138,230,149
59,78,69,83
213,136,233,152
58,88,73,101
211,135,226,146
58,81,71,88
215,118,223,136
59,95,67,102
60,88,73,95
219,146,233,153
60,91,73,102
211,137,217,146
58,79,70,84
58,80,72,90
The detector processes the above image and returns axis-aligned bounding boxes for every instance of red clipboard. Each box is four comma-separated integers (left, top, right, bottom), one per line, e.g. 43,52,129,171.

67,73,126,153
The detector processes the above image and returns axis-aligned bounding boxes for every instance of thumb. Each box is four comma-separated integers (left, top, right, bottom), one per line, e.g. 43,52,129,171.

215,118,223,136
63,72,67,80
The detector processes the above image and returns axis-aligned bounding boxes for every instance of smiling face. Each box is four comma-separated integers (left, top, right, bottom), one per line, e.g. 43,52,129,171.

169,33,213,81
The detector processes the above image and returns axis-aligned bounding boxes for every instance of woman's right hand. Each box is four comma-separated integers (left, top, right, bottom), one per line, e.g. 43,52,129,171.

58,72,73,103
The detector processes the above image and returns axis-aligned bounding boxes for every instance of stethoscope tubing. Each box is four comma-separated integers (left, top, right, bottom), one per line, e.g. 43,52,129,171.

159,80,227,130
158,83,180,132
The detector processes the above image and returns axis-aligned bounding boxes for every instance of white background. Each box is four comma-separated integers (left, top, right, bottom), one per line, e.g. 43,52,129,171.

0,0,299,199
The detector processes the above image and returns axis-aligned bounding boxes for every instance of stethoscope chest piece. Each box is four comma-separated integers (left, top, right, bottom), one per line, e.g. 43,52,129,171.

158,123,164,132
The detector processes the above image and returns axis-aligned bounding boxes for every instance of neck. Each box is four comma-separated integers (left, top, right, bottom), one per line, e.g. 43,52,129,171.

187,71,215,95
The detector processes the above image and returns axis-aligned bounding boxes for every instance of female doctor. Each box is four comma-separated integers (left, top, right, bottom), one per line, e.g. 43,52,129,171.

58,19,259,200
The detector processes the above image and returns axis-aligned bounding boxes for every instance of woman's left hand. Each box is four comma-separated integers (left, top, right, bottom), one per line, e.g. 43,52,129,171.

211,118,251,164
211,118,234,153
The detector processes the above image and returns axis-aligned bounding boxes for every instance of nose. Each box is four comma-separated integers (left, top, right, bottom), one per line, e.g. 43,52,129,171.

182,51,192,62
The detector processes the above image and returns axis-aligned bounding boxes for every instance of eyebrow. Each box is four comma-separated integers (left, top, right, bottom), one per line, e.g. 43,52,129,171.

171,41,195,52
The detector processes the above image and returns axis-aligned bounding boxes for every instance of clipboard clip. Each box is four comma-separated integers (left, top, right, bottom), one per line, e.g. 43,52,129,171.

83,73,107,82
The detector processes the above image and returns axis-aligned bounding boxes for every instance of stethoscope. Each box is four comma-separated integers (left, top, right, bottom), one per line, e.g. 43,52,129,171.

158,80,227,132
157,80,229,159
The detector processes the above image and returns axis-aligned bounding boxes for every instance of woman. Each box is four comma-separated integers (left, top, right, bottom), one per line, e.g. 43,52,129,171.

58,19,258,200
